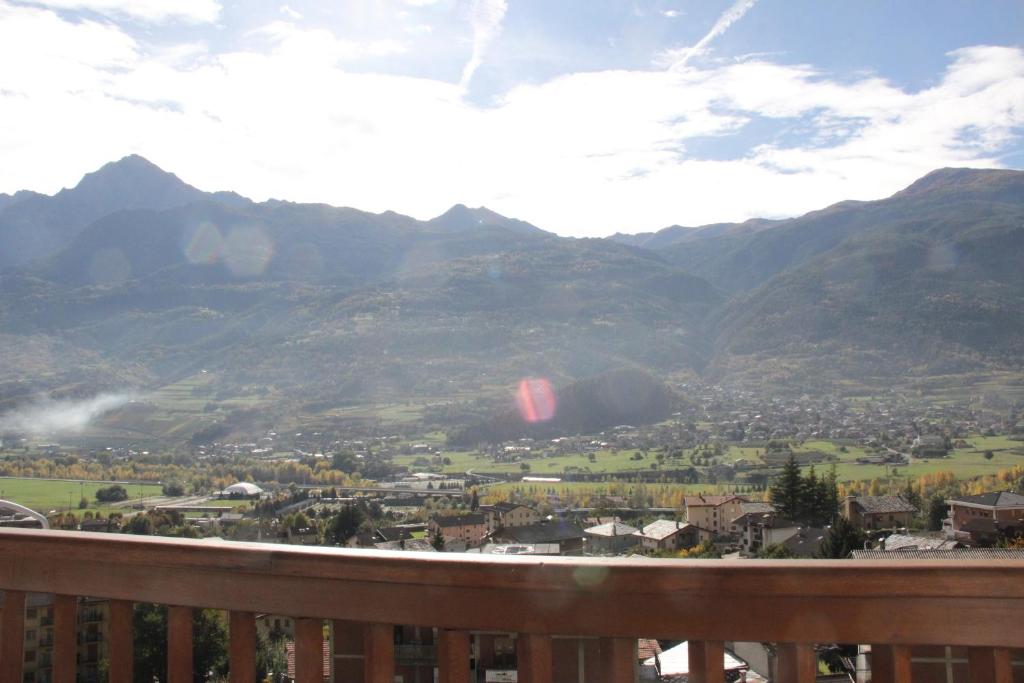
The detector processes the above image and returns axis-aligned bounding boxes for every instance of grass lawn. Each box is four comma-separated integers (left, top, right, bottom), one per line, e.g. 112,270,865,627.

0,477,163,514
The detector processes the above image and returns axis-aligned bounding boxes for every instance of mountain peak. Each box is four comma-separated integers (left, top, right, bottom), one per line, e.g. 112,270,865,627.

427,204,547,236
894,167,1024,198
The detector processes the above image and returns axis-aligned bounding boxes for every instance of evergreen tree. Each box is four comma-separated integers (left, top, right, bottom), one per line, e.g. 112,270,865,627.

817,516,866,559
431,528,446,551
470,489,480,512
770,453,803,521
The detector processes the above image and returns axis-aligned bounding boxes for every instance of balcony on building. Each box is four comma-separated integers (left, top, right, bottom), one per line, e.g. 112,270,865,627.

1,527,1023,683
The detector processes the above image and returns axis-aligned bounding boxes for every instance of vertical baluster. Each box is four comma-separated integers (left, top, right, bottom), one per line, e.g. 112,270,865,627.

53,594,78,683
437,629,471,683
777,643,816,683
969,646,1013,683
167,605,194,683
0,590,26,682
364,623,394,683
518,634,553,683
689,641,707,683
229,611,257,683
108,600,134,683
295,617,324,683
871,644,912,683
702,640,725,683
599,637,637,683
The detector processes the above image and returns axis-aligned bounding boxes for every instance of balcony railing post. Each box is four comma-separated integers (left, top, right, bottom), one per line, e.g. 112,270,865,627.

599,637,637,683
690,640,726,683
108,600,134,683
53,593,78,683
229,611,257,683
968,646,1013,683
518,634,553,683
364,623,395,683
0,589,26,682
295,617,324,683
871,644,911,683
168,605,194,683
437,629,471,683
777,643,816,683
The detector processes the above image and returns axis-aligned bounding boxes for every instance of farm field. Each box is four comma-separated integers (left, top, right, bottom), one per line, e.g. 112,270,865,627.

394,435,1024,488
0,477,163,514
392,448,661,476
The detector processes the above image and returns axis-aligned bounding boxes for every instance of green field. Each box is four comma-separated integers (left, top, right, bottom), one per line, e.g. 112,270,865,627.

393,448,666,475
0,477,163,514
393,434,1024,488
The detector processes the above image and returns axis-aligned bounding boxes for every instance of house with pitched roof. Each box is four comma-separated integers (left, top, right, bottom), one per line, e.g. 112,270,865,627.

944,491,1024,543
683,495,748,537
841,495,918,530
634,519,713,554
583,520,639,554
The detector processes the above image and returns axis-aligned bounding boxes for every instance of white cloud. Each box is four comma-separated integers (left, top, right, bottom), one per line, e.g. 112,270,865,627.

0,1,1022,237
20,0,220,23
459,0,507,90
661,9,681,19
279,4,302,20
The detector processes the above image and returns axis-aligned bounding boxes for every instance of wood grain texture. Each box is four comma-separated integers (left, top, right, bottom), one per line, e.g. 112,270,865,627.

777,643,816,683
599,637,636,683
108,600,134,683
437,630,471,683
53,594,78,683
0,590,25,683
2,529,1024,646
294,617,323,683
229,611,257,683
363,622,394,683
168,605,194,683
518,634,553,683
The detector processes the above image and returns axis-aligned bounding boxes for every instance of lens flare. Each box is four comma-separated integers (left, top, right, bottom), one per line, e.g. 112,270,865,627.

184,222,224,265
223,225,274,277
516,377,556,423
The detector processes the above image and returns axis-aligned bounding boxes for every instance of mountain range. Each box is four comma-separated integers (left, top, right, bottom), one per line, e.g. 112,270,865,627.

1,156,1022,418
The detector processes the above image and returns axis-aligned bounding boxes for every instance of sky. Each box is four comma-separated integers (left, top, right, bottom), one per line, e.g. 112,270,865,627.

0,0,1022,237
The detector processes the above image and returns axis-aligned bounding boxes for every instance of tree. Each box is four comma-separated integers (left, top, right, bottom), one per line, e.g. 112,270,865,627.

470,489,480,512
770,454,803,521
984,450,995,460
325,504,365,545
817,516,866,559
162,481,186,496
431,528,446,551
78,496,89,509
757,543,796,559
96,485,128,503
927,496,948,531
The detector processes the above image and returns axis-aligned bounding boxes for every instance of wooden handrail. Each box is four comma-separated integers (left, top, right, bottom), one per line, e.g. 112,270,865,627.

2,528,1024,647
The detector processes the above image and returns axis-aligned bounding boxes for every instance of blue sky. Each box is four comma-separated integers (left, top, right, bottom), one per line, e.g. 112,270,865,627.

0,0,1022,235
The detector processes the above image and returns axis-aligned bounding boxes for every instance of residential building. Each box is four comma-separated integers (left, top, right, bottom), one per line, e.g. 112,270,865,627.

491,520,586,554
428,513,488,548
479,502,541,533
841,495,918,530
731,511,801,555
634,519,712,554
583,521,639,554
944,491,1024,543
683,495,748,536
780,527,827,557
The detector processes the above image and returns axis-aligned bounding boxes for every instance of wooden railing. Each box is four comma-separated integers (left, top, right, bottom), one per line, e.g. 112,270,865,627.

2,527,1024,682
